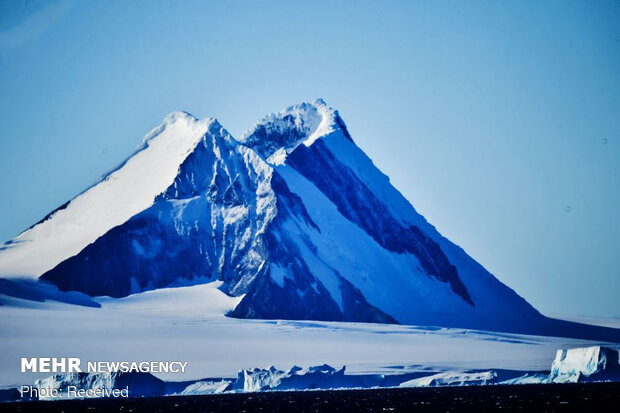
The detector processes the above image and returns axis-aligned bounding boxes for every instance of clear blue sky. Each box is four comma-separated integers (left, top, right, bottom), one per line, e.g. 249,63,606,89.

1,0,618,318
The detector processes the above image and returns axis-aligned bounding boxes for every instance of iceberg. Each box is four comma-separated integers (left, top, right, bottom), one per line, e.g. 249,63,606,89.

399,371,497,387
234,364,348,392
33,371,166,400
501,345,620,385
549,346,620,383
178,380,232,395
499,373,550,385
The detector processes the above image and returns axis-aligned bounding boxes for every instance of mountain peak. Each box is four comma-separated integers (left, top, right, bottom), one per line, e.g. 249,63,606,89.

239,99,352,162
0,110,217,278
163,111,199,125
144,111,218,145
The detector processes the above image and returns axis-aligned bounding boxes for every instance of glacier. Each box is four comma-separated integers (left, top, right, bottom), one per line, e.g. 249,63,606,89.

0,99,619,342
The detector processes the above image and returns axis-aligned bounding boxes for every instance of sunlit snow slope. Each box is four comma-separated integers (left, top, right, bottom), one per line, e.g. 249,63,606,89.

0,112,213,277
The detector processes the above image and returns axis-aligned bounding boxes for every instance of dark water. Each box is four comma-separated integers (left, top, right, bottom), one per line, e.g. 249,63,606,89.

2,382,619,412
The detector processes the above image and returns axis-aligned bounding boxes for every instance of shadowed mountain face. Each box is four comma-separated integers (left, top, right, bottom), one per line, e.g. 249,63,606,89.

2,99,615,341
285,140,473,305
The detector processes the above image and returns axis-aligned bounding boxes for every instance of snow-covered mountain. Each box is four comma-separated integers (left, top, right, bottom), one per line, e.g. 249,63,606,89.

0,112,214,277
0,99,618,339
